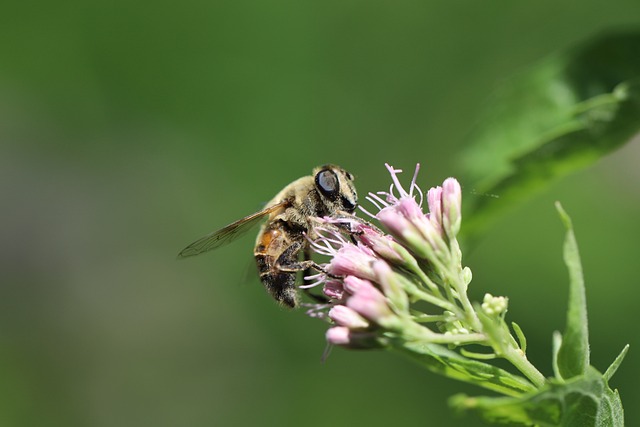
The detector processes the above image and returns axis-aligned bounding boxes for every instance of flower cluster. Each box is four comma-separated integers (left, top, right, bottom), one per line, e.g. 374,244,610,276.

481,293,508,316
303,164,483,348
302,164,545,390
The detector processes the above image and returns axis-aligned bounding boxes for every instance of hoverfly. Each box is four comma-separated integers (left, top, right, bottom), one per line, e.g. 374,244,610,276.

179,165,357,307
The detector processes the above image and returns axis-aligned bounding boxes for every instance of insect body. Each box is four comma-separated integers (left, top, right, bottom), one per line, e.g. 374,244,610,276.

178,165,357,308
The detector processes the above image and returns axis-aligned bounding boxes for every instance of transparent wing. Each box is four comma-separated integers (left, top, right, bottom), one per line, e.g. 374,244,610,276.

178,200,289,258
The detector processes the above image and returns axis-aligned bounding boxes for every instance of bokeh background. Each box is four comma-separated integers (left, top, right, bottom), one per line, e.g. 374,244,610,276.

2,1,639,426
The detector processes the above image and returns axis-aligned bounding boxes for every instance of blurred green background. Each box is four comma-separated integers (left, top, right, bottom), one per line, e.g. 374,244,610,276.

2,1,639,426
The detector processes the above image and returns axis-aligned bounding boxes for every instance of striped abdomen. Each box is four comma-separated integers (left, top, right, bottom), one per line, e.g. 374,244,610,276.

254,222,303,308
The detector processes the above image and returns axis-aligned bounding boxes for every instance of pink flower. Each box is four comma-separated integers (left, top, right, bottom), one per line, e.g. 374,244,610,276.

326,327,351,345
344,276,394,324
442,177,462,239
323,279,345,300
307,222,378,281
327,243,377,281
377,199,445,259
329,305,370,329
373,260,409,313
305,164,466,350
361,164,462,258
342,275,374,294
426,185,443,234
320,276,397,345
355,222,406,264
360,164,423,216
376,204,421,242
325,327,383,349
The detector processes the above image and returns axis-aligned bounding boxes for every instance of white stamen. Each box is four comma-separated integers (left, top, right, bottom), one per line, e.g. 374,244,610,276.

369,192,390,207
385,163,410,198
300,271,328,289
409,163,421,198
358,205,378,219
316,226,349,245
307,236,336,256
414,183,425,207
389,183,399,200
365,195,383,211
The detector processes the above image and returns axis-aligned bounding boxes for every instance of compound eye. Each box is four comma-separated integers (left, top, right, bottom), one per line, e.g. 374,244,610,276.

316,169,339,199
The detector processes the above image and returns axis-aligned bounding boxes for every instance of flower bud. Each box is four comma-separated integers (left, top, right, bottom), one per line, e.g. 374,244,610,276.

442,178,462,239
325,327,384,349
411,212,450,256
356,224,400,260
356,223,416,267
326,326,351,345
343,275,374,294
378,204,437,260
373,260,409,314
345,279,395,324
329,305,370,329
327,244,377,281
377,205,423,245
426,185,443,234
481,293,508,316
396,194,425,220
462,266,473,286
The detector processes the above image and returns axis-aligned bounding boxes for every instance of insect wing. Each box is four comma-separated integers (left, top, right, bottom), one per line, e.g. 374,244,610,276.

178,201,289,258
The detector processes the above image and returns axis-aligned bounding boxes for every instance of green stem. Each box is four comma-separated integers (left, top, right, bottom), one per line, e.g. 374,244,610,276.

409,263,444,298
393,341,537,396
442,239,482,331
409,287,458,314
411,312,449,323
450,272,481,331
401,321,486,345
502,346,546,388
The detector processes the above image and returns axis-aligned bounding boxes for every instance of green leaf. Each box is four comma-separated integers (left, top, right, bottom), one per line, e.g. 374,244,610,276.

395,341,536,397
555,202,589,380
603,345,629,383
511,322,527,353
450,367,625,426
460,30,640,242
552,331,562,380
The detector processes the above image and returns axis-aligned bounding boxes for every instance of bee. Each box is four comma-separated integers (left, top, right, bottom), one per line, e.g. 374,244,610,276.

178,165,358,308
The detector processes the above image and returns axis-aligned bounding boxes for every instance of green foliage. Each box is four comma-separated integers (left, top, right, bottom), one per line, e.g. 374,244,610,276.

397,341,536,397
451,367,624,427
451,206,627,425
460,31,640,242
604,345,630,384
449,30,640,420
554,202,589,380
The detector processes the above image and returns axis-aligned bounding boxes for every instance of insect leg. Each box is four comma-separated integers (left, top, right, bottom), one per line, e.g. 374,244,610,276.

302,245,328,304
274,242,329,303
302,244,314,286
275,241,328,274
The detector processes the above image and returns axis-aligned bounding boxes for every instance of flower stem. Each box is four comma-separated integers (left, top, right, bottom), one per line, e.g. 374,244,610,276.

457,288,482,331
409,264,444,298
409,287,458,313
400,321,486,345
502,346,546,388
